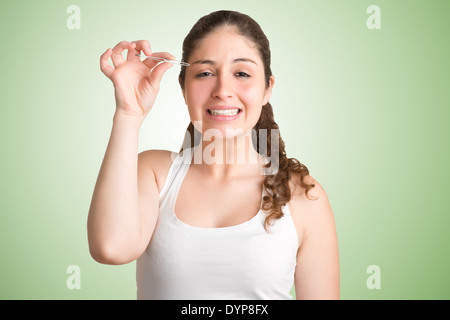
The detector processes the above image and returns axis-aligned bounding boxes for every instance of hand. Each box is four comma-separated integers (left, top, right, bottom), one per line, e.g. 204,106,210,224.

100,40,175,120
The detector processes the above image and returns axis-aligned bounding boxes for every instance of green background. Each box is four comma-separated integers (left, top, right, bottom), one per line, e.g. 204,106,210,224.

0,0,448,299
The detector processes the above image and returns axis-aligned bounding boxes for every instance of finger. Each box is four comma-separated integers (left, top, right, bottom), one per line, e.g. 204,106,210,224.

149,51,176,61
127,40,152,63
111,41,132,67
126,42,140,62
148,60,174,92
131,40,152,56
100,48,114,78
142,51,176,70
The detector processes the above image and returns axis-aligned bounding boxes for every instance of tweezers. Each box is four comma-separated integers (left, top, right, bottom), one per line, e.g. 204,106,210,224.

135,54,190,67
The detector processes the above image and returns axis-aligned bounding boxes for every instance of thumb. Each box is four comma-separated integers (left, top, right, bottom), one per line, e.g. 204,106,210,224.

148,62,173,92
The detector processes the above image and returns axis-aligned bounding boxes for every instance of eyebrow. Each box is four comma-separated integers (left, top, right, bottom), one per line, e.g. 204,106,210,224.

191,58,257,65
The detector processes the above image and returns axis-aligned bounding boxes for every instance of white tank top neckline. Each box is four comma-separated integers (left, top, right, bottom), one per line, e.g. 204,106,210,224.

136,147,299,299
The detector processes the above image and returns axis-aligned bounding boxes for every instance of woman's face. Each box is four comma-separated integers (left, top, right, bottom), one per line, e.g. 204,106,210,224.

182,26,274,138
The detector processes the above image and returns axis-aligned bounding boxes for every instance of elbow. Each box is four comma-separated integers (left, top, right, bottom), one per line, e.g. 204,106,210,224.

87,223,137,265
89,245,120,265
88,242,135,265
87,218,144,265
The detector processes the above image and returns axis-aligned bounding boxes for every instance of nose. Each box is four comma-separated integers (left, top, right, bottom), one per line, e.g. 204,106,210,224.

211,73,233,100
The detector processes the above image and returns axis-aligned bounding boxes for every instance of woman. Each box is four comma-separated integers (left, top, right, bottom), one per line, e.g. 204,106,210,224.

88,10,339,300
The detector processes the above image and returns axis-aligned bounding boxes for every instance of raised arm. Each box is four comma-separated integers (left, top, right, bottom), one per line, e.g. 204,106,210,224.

87,40,174,264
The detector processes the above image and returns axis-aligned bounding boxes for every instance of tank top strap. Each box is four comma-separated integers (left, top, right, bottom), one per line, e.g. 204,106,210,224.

158,147,194,208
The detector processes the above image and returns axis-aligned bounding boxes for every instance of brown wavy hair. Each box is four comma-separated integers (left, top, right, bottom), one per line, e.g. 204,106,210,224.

178,10,316,231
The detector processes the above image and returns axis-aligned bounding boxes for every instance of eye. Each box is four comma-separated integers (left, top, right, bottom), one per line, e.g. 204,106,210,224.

235,72,250,78
195,72,214,78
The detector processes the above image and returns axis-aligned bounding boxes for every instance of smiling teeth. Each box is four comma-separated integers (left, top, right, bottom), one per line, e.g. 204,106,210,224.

209,109,240,116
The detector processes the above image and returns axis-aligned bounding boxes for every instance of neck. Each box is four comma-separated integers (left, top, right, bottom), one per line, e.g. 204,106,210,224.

191,131,268,180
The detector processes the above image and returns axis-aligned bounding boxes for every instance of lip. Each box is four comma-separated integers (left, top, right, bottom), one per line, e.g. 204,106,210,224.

205,106,243,121
208,105,241,110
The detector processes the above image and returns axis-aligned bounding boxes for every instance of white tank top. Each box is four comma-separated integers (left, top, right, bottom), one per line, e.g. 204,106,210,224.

136,147,298,299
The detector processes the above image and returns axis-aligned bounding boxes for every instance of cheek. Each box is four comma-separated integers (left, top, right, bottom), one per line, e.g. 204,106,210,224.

239,84,266,109
185,81,212,105
183,85,206,134
239,85,266,126
184,84,207,118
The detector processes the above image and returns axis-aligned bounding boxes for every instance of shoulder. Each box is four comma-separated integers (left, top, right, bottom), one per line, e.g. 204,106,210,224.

138,148,175,164
288,173,330,212
138,149,177,193
287,174,335,247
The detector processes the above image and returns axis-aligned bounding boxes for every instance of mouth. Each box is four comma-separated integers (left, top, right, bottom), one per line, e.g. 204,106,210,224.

207,108,242,116
205,107,243,121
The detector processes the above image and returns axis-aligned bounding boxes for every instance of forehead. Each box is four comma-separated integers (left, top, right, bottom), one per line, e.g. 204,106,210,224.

189,27,261,62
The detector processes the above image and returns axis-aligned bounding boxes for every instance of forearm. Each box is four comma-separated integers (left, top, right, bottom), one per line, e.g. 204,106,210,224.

87,113,143,262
